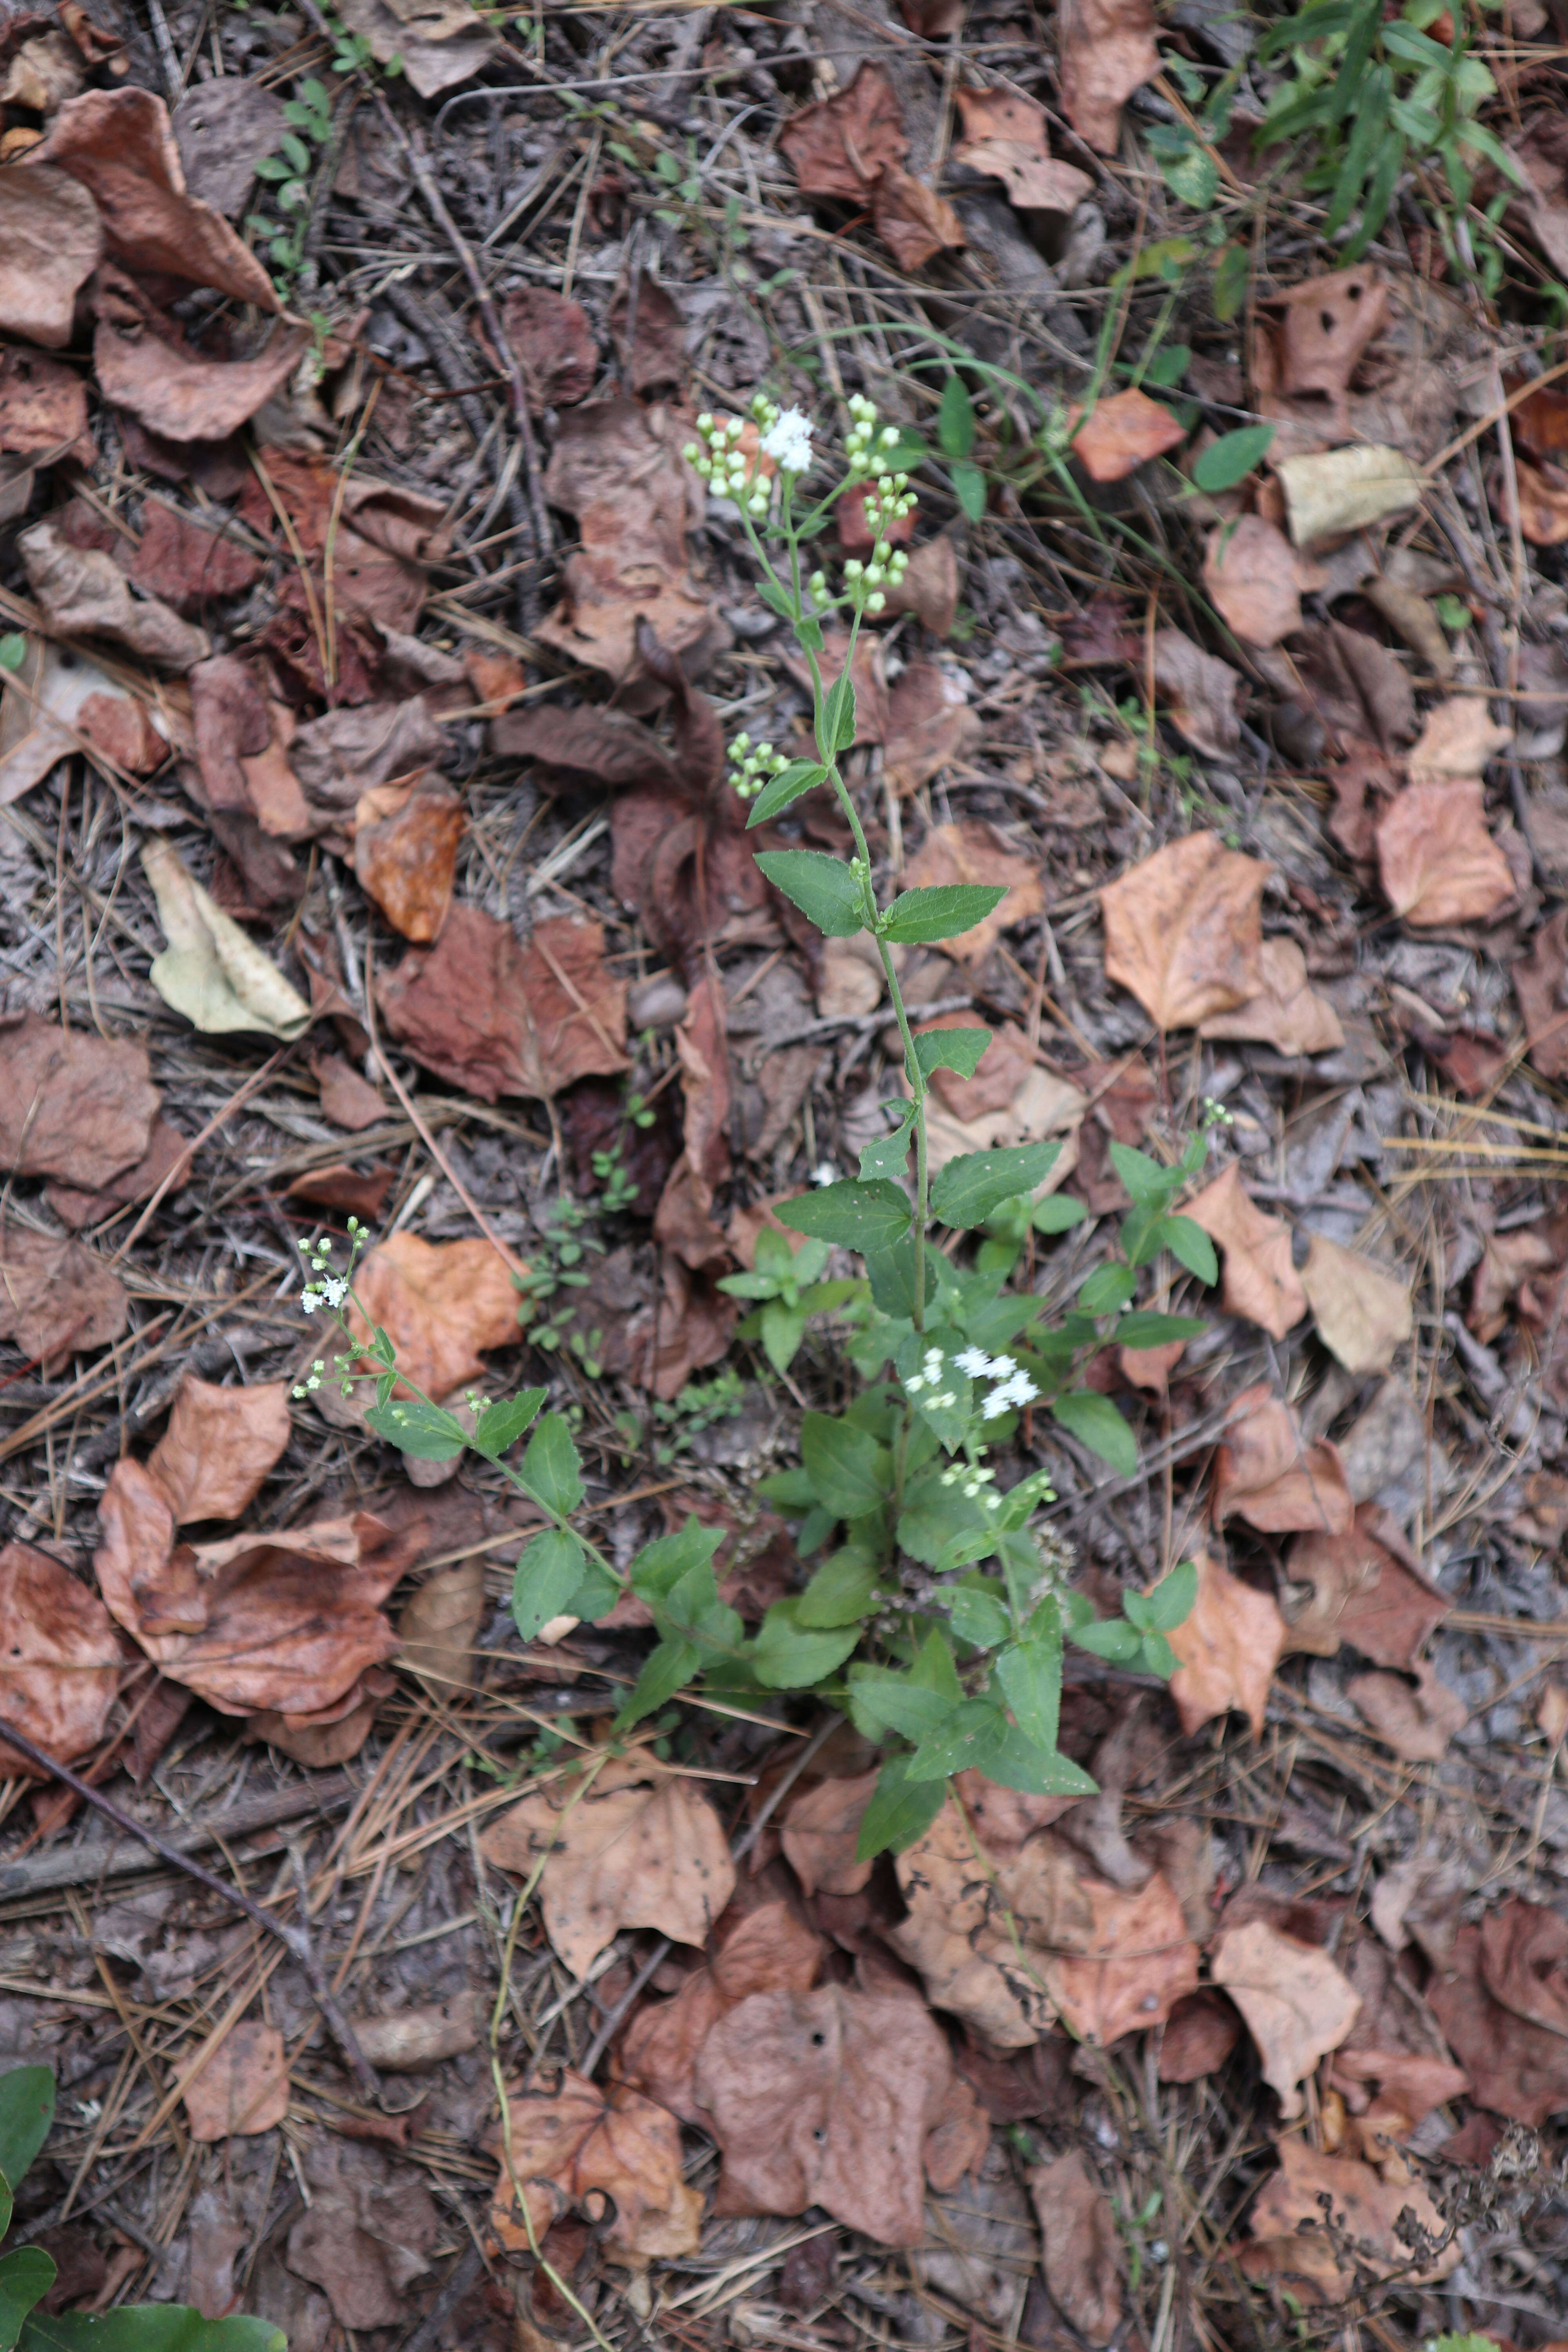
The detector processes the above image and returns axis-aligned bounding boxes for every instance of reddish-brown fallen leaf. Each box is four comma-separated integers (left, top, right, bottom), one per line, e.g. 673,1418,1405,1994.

1241,2135,1460,2302
397,1558,485,1698
1212,1383,1355,1535
1183,1163,1307,1340
127,501,262,613
780,1769,880,1898
1428,1915,1568,2126
0,1541,121,1780
183,2020,289,2142
345,1230,520,1404
0,1223,128,1369
1165,1547,1287,1739
0,1013,159,1186
883,662,983,795
1376,781,1515,926
1158,1988,1243,2083
170,74,288,218
486,285,597,412
1073,388,1185,484
621,1899,824,2125
286,1165,393,1224
0,162,102,348
881,534,960,636
1100,833,1267,1029
1151,629,1244,757
1260,267,1392,407
285,2140,440,2329
492,2068,701,2267
953,85,1093,212
44,1114,190,1233
1298,1234,1413,1375
1028,2151,1123,2344
145,1376,292,1524
899,820,1044,966
37,87,278,309
1203,515,1315,650
19,518,209,671
1058,0,1160,152
1348,1660,1467,1760
778,62,908,199
1212,1919,1362,2118
1281,1511,1450,1667
1513,904,1568,1080
1479,1899,1568,2041
1198,936,1345,1056
352,779,464,943
481,1753,737,1981
377,906,628,1101
871,163,965,269
315,1053,388,1132
0,345,92,465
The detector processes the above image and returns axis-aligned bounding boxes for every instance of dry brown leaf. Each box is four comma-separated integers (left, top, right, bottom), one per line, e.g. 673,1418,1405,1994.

492,2068,700,2266
316,1053,388,1132
1165,1548,1287,1740
881,535,960,636
1516,455,1568,545
1158,1987,1243,2082
128,502,263,615
1281,1512,1450,1667
333,0,496,98
1212,1920,1362,2118
1028,2152,1123,2345
1198,936,1345,1055
900,820,1044,966
146,1376,292,1524
19,518,208,672
351,1994,478,2073
352,778,464,943
872,163,965,269
621,1899,824,2125
0,348,92,470
1057,0,1159,152
1183,1163,1307,1340
1514,906,1568,1081
0,1540,121,1780
285,2141,440,2329
346,1230,520,1404
883,661,982,795
396,1558,485,1695
953,85,1093,213
0,163,102,348
183,2020,289,2142
1241,2135,1460,2302
480,1752,736,1981
1072,388,1185,484
1100,832,1267,1029
1428,1915,1568,2126
0,1012,158,1189
1151,628,1244,757
1298,1233,1413,1375
778,62,907,198
171,77,289,218
377,906,628,1101
1348,1660,1467,1760
487,285,597,412
1376,781,1515,926
1202,515,1314,649
781,1769,880,1898
1407,696,1514,780
0,1223,128,1369
45,1114,191,1234
1480,1899,1568,2041
36,87,278,309
1212,1383,1354,1536
94,310,310,448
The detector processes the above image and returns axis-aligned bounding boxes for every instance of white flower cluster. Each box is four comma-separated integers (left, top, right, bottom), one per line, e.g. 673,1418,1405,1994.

759,403,813,473
941,1460,996,1501
844,392,901,477
297,1232,348,1315
727,730,789,801
684,412,771,517
955,1347,1041,1420
904,1344,956,1410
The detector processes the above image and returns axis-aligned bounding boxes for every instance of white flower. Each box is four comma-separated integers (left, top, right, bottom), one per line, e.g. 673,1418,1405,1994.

760,407,813,473
986,1356,1017,1379
300,1292,319,1314
955,1346,991,1378
319,1276,347,1308
980,1387,1010,1419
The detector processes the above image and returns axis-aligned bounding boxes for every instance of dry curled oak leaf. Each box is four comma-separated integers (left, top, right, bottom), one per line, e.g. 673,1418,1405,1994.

1282,1510,1449,1668
1298,1233,1413,1376
1183,1163,1307,1340
0,1021,136,1189
183,2020,289,2143
1057,0,1160,153
1427,1915,1568,2126
352,779,465,945
1348,1659,1468,1761
0,1539,121,1780
19,519,209,673
778,61,908,198
145,1374,292,1525
0,1222,128,1370
1202,515,1315,650
1376,781,1515,927
377,904,628,1102
621,1898,825,2126
480,1752,737,1983
1241,2135,1459,2302
1198,936,1344,1057
286,2141,440,2331
1164,1547,1287,1740
345,1230,520,1404
1028,2151,1123,2345
1212,1382,1355,1536
0,163,102,348
1100,831,1267,1030
1212,1920,1362,2119
1072,388,1185,485
900,820,1044,966
493,2071,699,2269
35,87,278,309
953,85,1093,213
781,1768,881,1897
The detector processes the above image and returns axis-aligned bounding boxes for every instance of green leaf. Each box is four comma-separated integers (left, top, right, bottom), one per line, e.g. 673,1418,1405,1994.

753,848,864,937
1140,1628,1177,1677
0,634,27,674
995,1629,1062,1752
846,1669,956,1744
565,1556,620,1622
520,1412,584,1516
755,1299,804,1374
854,1753,947,1859
755,577,797,620
1108,1142,1178,1209
905,1697,1013,1780
984,1726,1097,1797
1212,242,1249,323
1050,1391,1137,1477
996,1468,1058,1530
279,131,312,173
938,373,975,458
510,1530,587,1642
756,1467,815,1512
949,1586,1010,1649
615,1637,701,1728
931,1141,1061,1229
1117,1310,1205,1348
1032,1193,1086,1234
1079,1262,1137,1315
746,759,828,827
859,1115,913,1183
1145,1557,1198,1632
752,1598,860,1688
0,2068,54,2231
797,1547,880,1628
951,457,987,521
629,1515,726,1601
822,669,857,753
0,2249,55,2352
362,1396,467,1461
20,2312,286,2352
913,1026,991,1081
472,1387,547,1458
1070,1615,1142,1663
1192,423,1275,494
1160,142,1216,209
801,1412,889,1519
777,1180,911,1251
880,884,1006,946
1157,1214,1218,1284
876,433,929,473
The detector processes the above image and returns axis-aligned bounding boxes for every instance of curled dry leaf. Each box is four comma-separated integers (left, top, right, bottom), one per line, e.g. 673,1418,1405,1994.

1183,1163,1307,1340
146,1375,292,1524
1298,1233,1413,1375
1158,1987,1243,2082
1427,1915,1568,2125
347,1230,519,1404
1212,1919,1362,2118
1257,268,1391,427
1407,695,1514,780
1479,1899,1568,2042
1376,781,1515,927
377,904,628,1101
1203,515,1314,650
352,1994,479,2073
0,1540,121,1780
0,164,102,347
485,285,598,412
492,2070,699,2267
1057,0,1160,153
1241,2135,1460,2302
1028,2152,1123,2346
396,1557,486,1695
1072,388,1185,485
0,1223,128,1369
316,1052,388,1133
872,164,965,270
1282,1510,1450,1667
1198,936,1345,1056
352,779,465,943
480,1753,737,1982
333,0,497,99
285,2141,440,2330
36,88,279,310
0,349,93,472
781,1768,880,1898
142,840,313,1040
899,820,1044,965
183,2020,289,2143
1165,1548,1287,1740
1100,832,1267,1030
1212,1383,1354,1536
94,309,311,446
19,519,209,671
1277,445,1423,546
621,1898,825,2125
1151,629,1243,758
1347,1660,1468,1761
953,85,1093,213
1514,905,1568,1081
0,1011,158,1188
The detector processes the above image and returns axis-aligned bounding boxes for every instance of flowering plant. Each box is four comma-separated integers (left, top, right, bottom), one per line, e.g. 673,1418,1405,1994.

295,392,1210,1855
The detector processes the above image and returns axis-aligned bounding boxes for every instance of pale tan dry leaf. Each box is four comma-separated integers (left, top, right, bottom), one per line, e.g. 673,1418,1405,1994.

346,1231,520,1404
0,1540,121,1780
1150,630,1244,757
1376,781,1515,926
1298,1233,1413,1375
315,1053,388,1132
1198,936,1345,1056
0,1011,159,1188
396,1558,485,1695
621,1899,824,2125
481,1752,736,1981
1212,1919,1361,2118
1165,1548,1287,1740
0,164,102,348
1277,445,1423,545
146,1376,292,1524
1241,2135,1460,2301
19,519,209,671
1028,2152,1123,2345
780,1769,880,1897
183,2020,289,2142
922,1064,1083,1185
952,86,1093,212
1057,0,1159,153
899,820,1044,965
1183,1163,1307,1340
352,1995,479,2072
492,2067,700,2267
142,840,313,1040
1406,697,1514,780
0,1223,128,1369
1100,832,1267,1029
333,0,497,100
1212,1383,1355,1536
1072,388,1185,484
1347,1659,1468,1760
1202,515,1314,650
